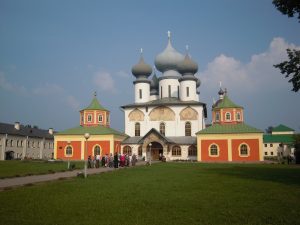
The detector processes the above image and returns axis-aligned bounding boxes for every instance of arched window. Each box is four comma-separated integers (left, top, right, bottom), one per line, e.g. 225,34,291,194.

188,145,197,156
135,122,140,136
225,112,231,121
160,122,165,136
123,146,132,155
138,146,142,156
10,140,13,147
236,112,241,121
98,115,103,122
210,144,218,156
172,145,181,156
87,114,92,122
215,112,220,122
240,144,248,156
66,146,73,156
185,122,191,136
94,145,101,156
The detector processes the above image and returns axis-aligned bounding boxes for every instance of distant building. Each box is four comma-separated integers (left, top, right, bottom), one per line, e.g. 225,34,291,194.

263,124,295,158
0,122,54,160
196,89,264,162
54,93,127,160
121,33,206,161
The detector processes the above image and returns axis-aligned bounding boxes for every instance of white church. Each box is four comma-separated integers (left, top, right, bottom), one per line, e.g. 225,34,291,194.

121,32,207,161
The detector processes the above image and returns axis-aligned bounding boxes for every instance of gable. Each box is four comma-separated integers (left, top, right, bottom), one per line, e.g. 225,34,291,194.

149,106,175,121
180,107,198,120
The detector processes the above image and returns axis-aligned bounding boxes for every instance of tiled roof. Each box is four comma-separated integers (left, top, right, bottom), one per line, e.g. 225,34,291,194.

0,122,54,139
213,95,243,109
272,124,294,132
263,134,294,144
56,125,126,136
196,123,263,135
82,97,109,111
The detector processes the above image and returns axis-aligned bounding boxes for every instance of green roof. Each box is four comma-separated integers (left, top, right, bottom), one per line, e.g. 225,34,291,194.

263,134,294,144
214,95,243,109
196,123,263,135
56,125,126,136
82,97,109,111
272,124,294,132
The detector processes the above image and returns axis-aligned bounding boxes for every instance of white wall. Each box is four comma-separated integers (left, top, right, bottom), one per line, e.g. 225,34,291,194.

135,82,150,103
179,80,197,101
124,105,205,137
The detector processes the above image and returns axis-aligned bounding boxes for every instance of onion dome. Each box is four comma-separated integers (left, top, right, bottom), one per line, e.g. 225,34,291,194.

177,54,198,75
154,31,184,72
218,88,225,96
132,49,152,79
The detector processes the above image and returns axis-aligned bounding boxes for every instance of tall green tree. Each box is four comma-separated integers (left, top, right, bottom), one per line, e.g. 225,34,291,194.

272,0,300,92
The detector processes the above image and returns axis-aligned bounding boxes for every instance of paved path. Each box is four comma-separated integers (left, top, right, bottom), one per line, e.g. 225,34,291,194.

0,161,150,190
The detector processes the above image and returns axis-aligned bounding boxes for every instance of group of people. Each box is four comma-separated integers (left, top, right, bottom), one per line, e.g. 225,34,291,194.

87,153,137,169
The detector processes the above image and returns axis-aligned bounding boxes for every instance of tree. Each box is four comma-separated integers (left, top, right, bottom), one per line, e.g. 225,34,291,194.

272,0,300,92
273,0,300,21
274,49,300,92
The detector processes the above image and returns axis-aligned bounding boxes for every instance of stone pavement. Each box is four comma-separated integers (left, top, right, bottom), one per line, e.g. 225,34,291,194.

0,161,150,190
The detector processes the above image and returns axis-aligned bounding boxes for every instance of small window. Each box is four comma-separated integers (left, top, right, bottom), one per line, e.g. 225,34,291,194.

177,86,179,98
188,145,197,156
123,146,132,155
186,87,189,97
172,146,181,156
225,112,231,121
98,115,103,122
185,122,191,136
10,140,13,147
264,144,267,147
240,144,248,156
215,112,220,122
210,144,218,156
161,86,162,99
81,116,84,123
160,122,165,136
168,85,171,97
106,115,109,123
135,123,140,136
271,152,273,156
270,144,273,147
264,152,268,156
66,146,73,156
94,146,101,155
87,114,92,122
139,89,142,99
236,112,241,121
138,146,142,156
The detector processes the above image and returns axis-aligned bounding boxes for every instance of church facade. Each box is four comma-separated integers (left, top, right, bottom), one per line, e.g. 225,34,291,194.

54,94,126,160
196,89,264,162
121,33,206,161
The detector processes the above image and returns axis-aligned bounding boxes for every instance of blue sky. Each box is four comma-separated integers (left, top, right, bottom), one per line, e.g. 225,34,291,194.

0,0,300,132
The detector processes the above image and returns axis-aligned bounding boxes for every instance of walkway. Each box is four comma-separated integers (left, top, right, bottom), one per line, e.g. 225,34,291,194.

0,161,151,190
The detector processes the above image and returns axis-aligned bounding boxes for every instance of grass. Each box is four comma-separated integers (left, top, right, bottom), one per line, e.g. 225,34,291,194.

0,163,300,225
0,160,84,178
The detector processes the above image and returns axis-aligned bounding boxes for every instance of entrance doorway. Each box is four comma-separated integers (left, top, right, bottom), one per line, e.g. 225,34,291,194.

5,151,14,160
148,142,163,160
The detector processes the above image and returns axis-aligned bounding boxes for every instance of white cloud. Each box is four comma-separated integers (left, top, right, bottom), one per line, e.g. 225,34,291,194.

32,83,64,96
199,37,298,93
0,72,28,94
116,70,130,78
93,71,117,93
65,95,80,110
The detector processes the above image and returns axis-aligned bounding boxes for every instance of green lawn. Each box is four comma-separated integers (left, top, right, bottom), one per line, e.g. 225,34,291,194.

0,160,84,178
0,163,300,225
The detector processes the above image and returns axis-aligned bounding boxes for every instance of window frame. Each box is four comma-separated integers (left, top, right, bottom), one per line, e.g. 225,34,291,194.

172,145,181,156
94,145,101,156
188,145,197,156
225,112,231,121
135,122,140,136
209,144,219,157
185,122,191,136
159,122,165,136
239,143,250,157
123,146,132,155
65,145,73,157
